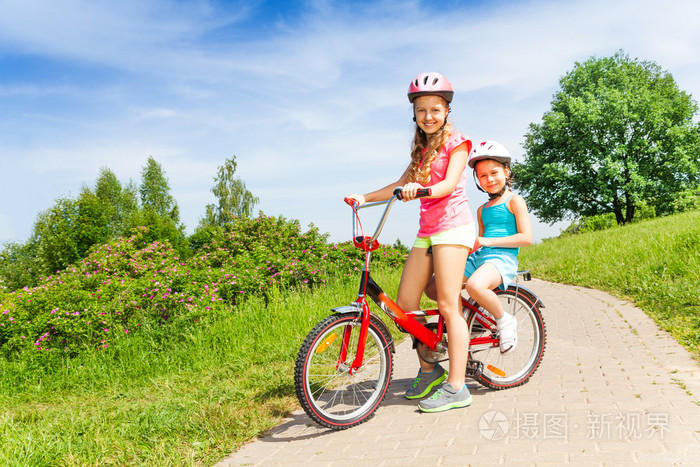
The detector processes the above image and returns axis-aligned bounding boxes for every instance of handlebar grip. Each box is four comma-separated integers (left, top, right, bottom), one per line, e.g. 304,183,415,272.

393,187,432,200
344,197,359,207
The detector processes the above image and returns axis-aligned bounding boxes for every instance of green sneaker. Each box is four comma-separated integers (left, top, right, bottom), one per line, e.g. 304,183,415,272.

418,382,473,413
404,365,447,400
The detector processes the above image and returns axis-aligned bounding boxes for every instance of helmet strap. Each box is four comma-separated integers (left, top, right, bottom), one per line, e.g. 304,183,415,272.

473,171,486,193
439,106,450,132
488,185,507,200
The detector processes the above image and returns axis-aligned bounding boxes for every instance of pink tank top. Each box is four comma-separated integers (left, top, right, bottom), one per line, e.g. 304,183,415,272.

417,133,473,237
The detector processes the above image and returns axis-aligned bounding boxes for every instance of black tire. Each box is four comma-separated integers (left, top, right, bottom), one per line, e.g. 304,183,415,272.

466,287,546,389
294,313,394,430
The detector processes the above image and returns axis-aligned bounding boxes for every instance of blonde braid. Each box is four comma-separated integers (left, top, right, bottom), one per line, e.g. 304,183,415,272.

408,121,453,185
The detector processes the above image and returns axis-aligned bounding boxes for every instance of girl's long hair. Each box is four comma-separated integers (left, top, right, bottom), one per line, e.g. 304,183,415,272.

407,119,454,185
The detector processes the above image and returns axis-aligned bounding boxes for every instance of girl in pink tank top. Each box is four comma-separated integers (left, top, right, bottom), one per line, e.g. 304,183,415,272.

346,73,476,413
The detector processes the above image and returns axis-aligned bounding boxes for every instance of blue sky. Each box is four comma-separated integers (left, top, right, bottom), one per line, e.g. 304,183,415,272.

1,0,699,247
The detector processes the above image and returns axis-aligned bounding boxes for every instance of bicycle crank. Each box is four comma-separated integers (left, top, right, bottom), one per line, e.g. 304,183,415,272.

415,323,449,364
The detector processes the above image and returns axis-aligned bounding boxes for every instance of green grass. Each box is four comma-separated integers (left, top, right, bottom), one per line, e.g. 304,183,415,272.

0,267,403,466
520,209,700,359
3,210,698,465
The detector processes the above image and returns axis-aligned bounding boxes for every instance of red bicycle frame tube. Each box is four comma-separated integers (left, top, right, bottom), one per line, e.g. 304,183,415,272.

348,271,444,373
346,296,372,374
364,271,442,349
468,310,499,347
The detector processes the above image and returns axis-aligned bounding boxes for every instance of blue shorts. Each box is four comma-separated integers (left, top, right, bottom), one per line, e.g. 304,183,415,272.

464,247,518,291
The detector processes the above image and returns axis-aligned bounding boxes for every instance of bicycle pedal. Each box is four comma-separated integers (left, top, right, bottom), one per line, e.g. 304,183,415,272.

466,359,484,377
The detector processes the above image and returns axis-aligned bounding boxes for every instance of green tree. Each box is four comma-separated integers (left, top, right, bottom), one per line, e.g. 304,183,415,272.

515,50,700,225
32,197,82,274
137,156,187,253
75,189,111,256
93,167,139,237
199,156,259,228
0,160,190,290
140,157,180,221
1,171,136,289
0,239,40,291
30,192,112,276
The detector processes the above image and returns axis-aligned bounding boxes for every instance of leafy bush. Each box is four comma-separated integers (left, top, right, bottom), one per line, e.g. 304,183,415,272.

0,161,190,292
669,187,700,214
0,240,42,293
633,200,656,221
0,214,406,361
559,213,616,236
578,213,616,233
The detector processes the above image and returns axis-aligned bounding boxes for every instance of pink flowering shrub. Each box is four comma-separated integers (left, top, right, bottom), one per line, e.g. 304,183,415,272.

0,215,405,359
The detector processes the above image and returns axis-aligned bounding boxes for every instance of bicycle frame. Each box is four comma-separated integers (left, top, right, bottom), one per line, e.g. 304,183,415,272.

332,269,447,374
334,191,462,373
335,190,546,375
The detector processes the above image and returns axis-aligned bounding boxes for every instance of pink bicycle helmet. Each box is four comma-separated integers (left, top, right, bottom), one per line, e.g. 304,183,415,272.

407,72,454,103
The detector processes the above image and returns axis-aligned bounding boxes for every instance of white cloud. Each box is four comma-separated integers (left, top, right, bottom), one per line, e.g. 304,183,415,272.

1,0,699,245
0,0,251,72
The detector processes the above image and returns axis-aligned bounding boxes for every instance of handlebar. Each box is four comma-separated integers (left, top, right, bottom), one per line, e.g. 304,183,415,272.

394,186,431,200
345,187,431,249
344,187,431,207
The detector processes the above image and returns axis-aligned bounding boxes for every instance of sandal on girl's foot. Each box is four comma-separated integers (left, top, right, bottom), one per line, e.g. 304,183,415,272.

404,365,447,400
497,313,518,355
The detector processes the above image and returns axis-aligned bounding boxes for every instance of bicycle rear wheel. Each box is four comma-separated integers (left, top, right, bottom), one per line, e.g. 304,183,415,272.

294,312,394,430
466,287,546,389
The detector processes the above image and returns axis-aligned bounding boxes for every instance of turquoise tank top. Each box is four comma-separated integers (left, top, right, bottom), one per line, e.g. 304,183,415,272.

481,195,519,255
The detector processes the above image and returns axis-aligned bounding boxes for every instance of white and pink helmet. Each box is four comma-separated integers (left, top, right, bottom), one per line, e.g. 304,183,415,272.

468,141,513,199
407,72,454,103
467,141,512,169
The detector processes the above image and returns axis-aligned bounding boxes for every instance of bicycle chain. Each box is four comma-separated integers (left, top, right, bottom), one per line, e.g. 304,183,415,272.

415,322,450,364
417,341,450,364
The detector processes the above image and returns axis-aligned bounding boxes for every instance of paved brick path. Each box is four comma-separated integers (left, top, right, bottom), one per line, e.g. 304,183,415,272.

216,279,700,466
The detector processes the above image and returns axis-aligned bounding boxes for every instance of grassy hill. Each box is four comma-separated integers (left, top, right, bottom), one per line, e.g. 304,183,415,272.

519,209,700,359
1,210,697,465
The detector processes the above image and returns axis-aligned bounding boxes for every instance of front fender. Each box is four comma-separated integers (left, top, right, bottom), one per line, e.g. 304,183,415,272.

332,302,362,314
331,303,395,354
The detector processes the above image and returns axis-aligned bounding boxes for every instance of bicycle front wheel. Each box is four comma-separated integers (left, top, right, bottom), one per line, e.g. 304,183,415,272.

466,287,546,389
294,312,394,430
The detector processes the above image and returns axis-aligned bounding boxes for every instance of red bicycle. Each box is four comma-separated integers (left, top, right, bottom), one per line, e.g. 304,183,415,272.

294,188,546,430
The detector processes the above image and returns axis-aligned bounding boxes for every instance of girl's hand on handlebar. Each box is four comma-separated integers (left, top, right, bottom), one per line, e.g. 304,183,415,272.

400,182,423,202
345,194,365,207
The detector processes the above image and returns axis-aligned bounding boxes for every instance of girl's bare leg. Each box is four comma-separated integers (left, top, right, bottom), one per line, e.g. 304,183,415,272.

431,244,471,390
464,263,504,318
396,247,434,372
465,263,518,353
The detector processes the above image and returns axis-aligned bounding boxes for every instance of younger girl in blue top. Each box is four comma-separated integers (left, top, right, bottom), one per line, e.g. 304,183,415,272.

463,141,532,353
